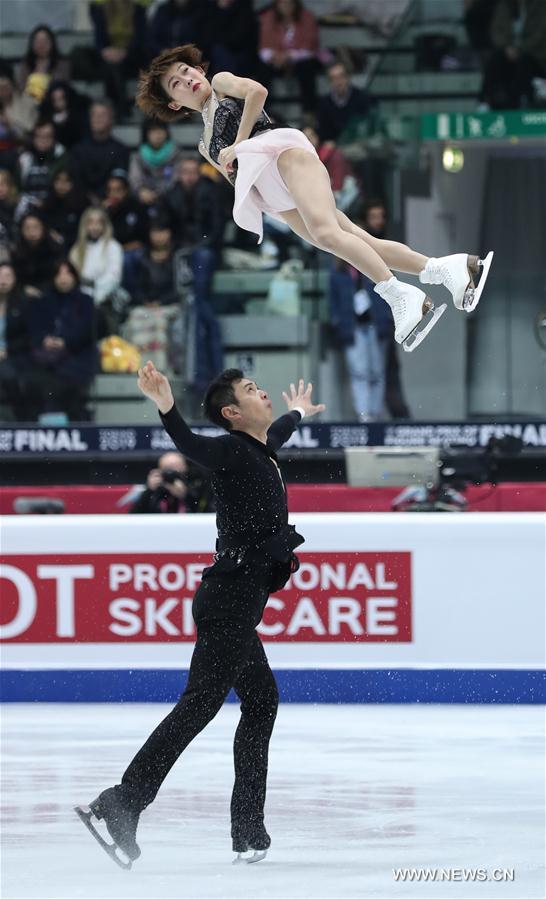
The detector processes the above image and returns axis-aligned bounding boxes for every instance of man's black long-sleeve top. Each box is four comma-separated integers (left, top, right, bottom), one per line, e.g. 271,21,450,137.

159,402,301,551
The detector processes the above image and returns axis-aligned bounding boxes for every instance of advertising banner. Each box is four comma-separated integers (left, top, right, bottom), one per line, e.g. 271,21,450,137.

1,514,545,702
1,419,546,457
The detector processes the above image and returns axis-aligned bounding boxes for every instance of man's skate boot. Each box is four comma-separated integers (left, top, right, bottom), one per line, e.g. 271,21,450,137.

232,822,271,864
419,251,494,313
374,276,447,353
74,786,141,870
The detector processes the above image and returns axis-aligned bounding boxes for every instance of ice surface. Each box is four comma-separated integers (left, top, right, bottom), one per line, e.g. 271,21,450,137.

1,703,545,899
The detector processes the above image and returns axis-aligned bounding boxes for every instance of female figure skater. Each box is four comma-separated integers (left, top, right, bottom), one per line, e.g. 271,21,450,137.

136,45,493,352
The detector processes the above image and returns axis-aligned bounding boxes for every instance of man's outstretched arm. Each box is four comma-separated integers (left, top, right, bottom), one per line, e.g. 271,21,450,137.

267,379,326,451
137,361,238,471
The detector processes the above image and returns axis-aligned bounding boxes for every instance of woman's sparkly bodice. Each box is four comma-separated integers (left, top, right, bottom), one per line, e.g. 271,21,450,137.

199,89,279,181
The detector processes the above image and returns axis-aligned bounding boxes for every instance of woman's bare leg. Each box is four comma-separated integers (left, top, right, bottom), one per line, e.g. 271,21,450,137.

276,152,449,351
275,152,491,345
279,206,428,276
276,149,392,283
335,210,428,275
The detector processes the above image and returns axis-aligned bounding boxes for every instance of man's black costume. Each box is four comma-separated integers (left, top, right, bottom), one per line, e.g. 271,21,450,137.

83,402,305,862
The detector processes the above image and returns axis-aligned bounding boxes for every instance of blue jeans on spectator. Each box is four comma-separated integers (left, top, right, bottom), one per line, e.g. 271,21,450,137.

190,246,218,309
122,246,144,297
189,246,223,391
344,322,388,420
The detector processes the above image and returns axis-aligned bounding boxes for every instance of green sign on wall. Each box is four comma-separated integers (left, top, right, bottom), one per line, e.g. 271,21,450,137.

421,110,546,141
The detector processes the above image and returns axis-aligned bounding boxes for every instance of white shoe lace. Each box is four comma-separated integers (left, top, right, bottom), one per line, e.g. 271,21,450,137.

385,285,407,323
425,260,450,288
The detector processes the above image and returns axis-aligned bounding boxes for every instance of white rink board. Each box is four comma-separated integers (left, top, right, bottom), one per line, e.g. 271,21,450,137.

2,513,545,671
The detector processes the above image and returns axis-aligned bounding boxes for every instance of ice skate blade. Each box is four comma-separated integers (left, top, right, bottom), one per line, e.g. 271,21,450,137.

464,251,494,312
74,806,133,870
402,302,447,353
233,849,268,864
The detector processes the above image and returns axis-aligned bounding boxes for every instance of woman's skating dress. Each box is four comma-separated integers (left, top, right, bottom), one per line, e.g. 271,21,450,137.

199,89,318,243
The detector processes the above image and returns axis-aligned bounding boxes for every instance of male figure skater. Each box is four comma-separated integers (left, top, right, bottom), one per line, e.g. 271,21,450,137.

75,363,325,867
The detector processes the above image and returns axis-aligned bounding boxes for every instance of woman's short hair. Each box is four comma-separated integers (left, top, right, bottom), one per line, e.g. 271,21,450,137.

135,44,209,123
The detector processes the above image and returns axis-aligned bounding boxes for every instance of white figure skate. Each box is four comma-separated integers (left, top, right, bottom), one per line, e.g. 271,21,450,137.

374,276,447,353
233,848,268,864
419,251,494,313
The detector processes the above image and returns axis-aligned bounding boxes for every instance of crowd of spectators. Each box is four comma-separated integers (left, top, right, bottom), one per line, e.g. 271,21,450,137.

0,0,405,426
464,0,546,109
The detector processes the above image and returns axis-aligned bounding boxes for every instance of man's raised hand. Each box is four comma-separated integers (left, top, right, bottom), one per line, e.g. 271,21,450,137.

137,360,174,414
282,379,326,419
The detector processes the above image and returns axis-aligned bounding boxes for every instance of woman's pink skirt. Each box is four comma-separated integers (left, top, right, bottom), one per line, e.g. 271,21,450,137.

232,128,318,243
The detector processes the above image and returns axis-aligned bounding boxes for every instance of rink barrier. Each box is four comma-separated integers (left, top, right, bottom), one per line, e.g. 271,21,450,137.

2,668,545,704
2,513,545,703
2,482,546,514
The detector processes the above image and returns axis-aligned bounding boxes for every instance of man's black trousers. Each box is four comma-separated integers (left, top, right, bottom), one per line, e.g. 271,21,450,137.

119,566,279,839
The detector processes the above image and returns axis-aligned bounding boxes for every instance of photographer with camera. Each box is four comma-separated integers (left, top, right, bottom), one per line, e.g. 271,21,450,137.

129,451,189,514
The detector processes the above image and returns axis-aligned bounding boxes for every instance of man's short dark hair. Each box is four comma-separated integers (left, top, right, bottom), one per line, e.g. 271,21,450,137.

203,369,244,430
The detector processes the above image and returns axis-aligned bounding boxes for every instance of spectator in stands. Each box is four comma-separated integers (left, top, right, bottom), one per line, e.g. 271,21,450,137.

479,0,546,109
25,259,97,422
159,157,224,392
329,256,389,422
15,25,71,103
258,0,325,112
302,119,361,217
0,262,33,421
160,156,225,309
39,80,89,149
12,212,63,295
129,450,215,513
69,206,124,338
41,167,89,251
70,100,130,199
18,120,67,206
302,121,353,191
89,0,150,118
463,0,499,60
0,66,38,146
204,0,260,79
361,199,410,419
149,0,202,60
128,119,183,208
329,200,410,421
103,169,148,292
317,60,373,143
0,170,21,245
132,219,180,307
130,452,189,513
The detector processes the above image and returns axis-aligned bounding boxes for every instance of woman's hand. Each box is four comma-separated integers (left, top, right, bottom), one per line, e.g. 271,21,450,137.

137,360,174,414
282,379,326,419
218,144,238,174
